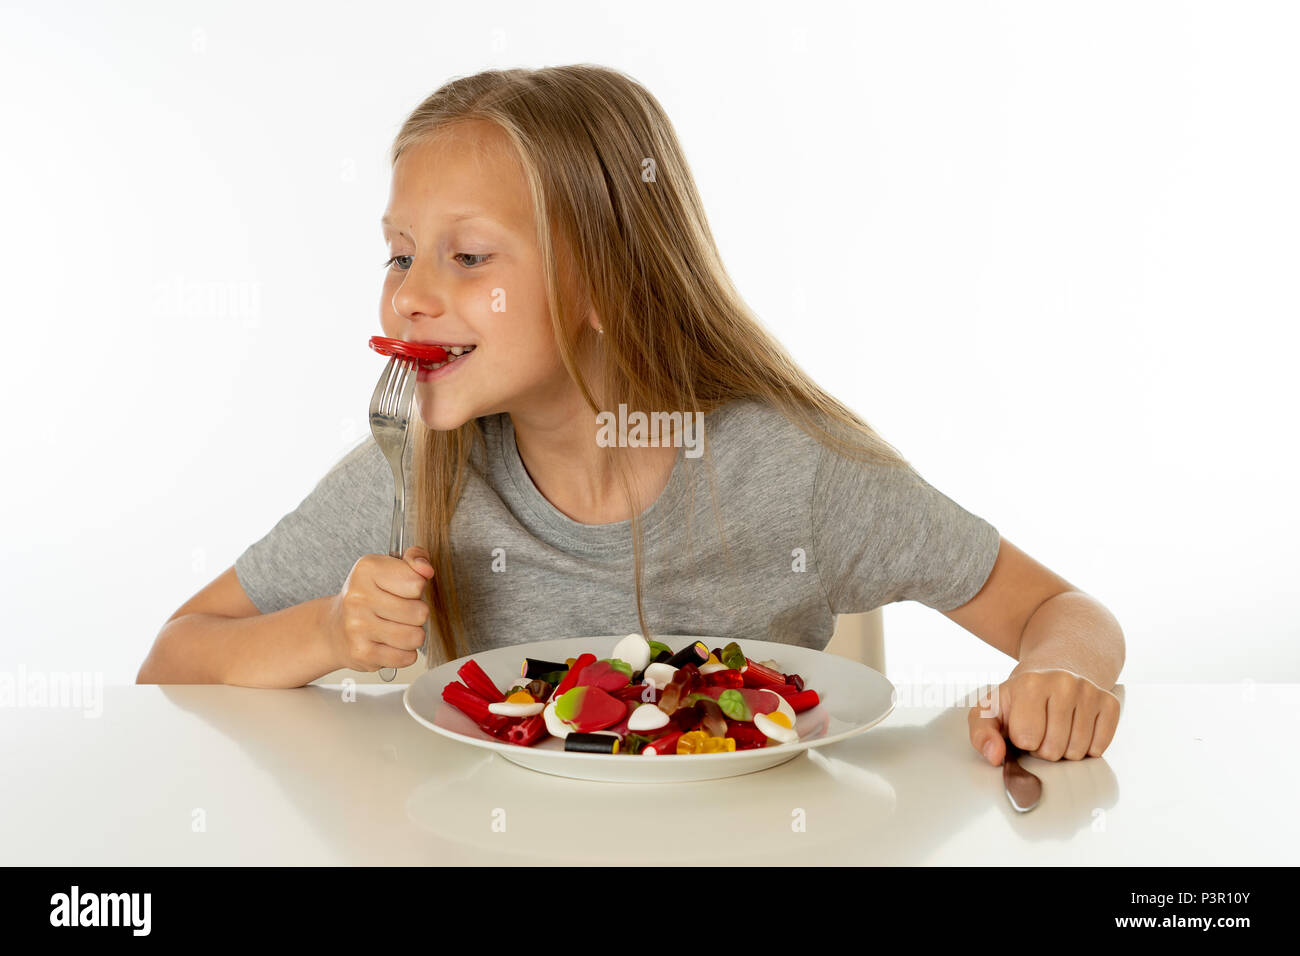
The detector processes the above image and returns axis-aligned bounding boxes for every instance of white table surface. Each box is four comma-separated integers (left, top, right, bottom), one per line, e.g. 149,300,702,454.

2,681,1296,865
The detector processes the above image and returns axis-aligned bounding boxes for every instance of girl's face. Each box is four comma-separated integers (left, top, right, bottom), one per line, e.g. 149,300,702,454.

379,122,586,430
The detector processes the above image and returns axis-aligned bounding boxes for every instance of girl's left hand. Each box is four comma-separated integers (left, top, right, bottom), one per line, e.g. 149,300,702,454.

968,668,1121,765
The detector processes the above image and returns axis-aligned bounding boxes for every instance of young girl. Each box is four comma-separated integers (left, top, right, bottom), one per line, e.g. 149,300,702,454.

141,65,1124,767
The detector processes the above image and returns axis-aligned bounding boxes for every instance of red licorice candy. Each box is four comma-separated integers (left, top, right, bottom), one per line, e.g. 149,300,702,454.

476,713,514,737
783,688,820,713
456,659,504,703
503,713,548,746
442,680,491,722
741,658,787,690
641,730,683,755
766,682,801,700
552,653,596,699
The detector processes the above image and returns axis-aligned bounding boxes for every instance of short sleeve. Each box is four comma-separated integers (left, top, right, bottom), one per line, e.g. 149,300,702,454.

811,442,1001,613
234,437,391,614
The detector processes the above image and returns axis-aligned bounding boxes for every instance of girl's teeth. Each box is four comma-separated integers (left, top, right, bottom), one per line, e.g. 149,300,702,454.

419,346,474,371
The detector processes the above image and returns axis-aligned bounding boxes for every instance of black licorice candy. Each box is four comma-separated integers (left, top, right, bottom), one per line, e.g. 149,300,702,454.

564,732,621,754
665,641,708,668
523,658,568,679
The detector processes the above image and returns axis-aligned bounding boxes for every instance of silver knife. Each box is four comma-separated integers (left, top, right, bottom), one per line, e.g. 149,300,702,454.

1002,741,1042,812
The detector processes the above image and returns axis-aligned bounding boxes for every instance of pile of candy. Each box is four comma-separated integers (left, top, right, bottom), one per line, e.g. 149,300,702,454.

440,635,820,755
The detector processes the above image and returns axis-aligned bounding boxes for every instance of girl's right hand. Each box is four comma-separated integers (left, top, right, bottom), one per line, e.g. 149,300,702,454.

324,546,435,673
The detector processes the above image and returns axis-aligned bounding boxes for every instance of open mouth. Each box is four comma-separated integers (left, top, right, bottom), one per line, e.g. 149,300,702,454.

417,345,476,371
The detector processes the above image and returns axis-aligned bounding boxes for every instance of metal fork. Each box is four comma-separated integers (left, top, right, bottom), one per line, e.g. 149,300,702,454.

369,355,421,682
1002,741,1043,812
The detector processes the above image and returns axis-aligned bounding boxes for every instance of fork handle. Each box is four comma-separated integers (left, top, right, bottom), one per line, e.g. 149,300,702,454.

378,476,407,683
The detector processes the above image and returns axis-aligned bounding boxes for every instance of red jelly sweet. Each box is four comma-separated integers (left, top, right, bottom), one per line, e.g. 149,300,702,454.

613,683,656,702
724,720,769,751
669,701,706,734
697,685,784,719
553,685,626,733
369,335,448,363
702,668,744,688
571,659,632,693
605,699,643,737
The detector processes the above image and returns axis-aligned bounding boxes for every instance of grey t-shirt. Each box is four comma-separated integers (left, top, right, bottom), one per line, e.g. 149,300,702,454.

234,398,1000,657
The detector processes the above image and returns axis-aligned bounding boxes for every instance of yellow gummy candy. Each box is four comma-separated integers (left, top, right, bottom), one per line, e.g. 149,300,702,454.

505,689,535,704
763,711,792,729
676,730,712,755
676,730,736,754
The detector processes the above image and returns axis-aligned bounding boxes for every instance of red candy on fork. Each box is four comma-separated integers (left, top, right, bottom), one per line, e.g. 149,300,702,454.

369,335,448,365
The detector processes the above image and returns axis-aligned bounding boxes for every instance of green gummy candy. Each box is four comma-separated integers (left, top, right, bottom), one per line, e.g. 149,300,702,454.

598,658,633,678
554,686,586,722
648,640,672,660
721,642,747,670
716,688,751,721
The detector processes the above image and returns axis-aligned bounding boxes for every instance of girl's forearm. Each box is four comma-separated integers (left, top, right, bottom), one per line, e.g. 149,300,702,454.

137,596,340,688
1012,590,1125,689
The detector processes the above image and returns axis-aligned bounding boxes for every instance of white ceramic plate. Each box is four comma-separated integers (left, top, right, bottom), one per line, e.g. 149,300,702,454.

404,634,896,783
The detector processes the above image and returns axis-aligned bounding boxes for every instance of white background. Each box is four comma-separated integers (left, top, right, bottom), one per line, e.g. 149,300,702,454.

2,0,1296,686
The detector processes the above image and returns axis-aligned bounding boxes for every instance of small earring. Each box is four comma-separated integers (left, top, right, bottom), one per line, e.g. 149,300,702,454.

596,327,605,335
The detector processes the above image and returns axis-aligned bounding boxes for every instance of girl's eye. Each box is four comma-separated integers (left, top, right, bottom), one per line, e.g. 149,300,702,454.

381,253,491,272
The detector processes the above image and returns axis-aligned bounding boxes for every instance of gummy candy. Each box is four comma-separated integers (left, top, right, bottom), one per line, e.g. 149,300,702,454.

675,730,712,755
695,697,728,737
702,668,744,688
573,659,633,692
676,730,735,754
553,685,626,733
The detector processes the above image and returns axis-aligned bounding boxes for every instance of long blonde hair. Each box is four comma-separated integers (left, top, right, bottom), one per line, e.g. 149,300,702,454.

393,65,909,667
